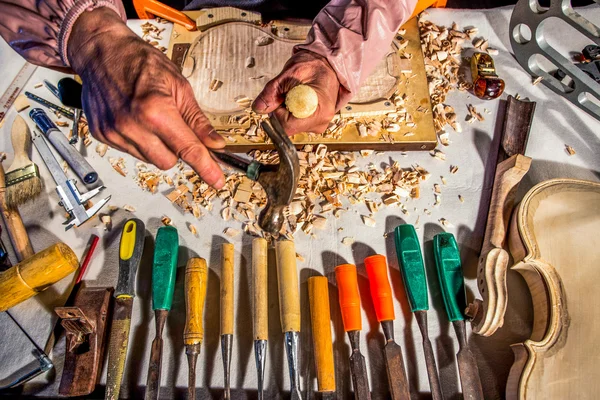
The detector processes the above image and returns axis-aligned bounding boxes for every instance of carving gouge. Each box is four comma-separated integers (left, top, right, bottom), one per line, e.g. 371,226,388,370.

105,219,145,400
184,258,208,400
335,264,371,400
145,226,179,400
394,225,443,400
364,255,410,400
275,240,302,400
433,233,484,400
308,276,336,400
252,238,268,400
221,243,234,399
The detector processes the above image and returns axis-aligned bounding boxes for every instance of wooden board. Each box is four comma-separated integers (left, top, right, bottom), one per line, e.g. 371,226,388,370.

506,179,600,399
168,8,436,151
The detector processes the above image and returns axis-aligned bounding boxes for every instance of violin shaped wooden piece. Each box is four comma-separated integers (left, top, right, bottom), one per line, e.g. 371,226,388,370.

506,178,600,399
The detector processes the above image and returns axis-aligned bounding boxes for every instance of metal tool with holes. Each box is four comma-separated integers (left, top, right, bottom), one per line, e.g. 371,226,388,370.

30,126,109,231
509,0,600,120
211,114,299,235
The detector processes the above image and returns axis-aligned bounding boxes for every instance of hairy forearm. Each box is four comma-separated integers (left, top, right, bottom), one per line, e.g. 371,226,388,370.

0,0,126,71
297,0,418,108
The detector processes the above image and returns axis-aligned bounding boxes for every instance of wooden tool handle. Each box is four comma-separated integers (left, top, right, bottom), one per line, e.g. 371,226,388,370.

184,257,208,346
252,238,268,341
0,243,78,311
221,243,234,335
275,240,300,333
9,115,32,170
0,162,34,262
308,276,336,393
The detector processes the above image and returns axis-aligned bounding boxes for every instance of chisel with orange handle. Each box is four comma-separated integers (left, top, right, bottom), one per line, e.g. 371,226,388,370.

275,240,301,400
184,258,208,400
364,255,410,400
335,264,370,400
308,276,336,400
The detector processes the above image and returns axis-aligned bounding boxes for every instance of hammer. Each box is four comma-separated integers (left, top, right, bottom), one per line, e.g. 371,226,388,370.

211,115,299,235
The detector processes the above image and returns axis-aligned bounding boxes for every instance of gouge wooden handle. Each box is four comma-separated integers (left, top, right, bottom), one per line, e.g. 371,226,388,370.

184,258,208,346
0,162,34,262
252,238,268,340
221,243,234,336
9,115,32,168
275,240,300,333
308,276,336,393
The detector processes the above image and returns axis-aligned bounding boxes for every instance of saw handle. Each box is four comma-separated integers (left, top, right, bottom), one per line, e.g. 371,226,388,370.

394,224,429,312
335,264,362,332
252,238,268,341
116,219,145,298
433,233,467,322
184,257,208,346
308,276,336,393
364,255,395,322
275,240,300,333
221,243,234,336
151,226,179,311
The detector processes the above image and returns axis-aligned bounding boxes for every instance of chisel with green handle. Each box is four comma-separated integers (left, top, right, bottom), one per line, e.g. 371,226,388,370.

145,226,179,400
433,233,483,400
105,218,145,400
394,224,443,400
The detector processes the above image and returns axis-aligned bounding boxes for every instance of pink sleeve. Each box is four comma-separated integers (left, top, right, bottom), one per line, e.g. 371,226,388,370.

0,0,126,71
296,0,418,108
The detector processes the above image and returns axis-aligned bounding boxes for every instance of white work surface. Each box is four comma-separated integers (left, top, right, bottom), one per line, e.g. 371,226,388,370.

1,6,599,400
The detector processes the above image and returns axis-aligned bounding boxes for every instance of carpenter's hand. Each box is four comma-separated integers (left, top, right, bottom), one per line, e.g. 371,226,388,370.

252,51,340,135
68,8,225,188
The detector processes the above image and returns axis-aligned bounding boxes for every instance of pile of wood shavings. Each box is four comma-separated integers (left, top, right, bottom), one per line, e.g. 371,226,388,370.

141,20,168,53
133,144,429,239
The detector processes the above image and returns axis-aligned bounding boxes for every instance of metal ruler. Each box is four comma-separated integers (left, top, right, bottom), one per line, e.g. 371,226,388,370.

0,63,37,124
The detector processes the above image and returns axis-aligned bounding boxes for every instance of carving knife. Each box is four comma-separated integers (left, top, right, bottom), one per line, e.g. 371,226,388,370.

221,243,234,399
105,218,145,400
308,276,336,400
185,257,208,400
252,238,268,400
394,225,443,400
364,255,410,400
433,233,484,400
145,226,179,400
275,240,302,400
335,264,371,400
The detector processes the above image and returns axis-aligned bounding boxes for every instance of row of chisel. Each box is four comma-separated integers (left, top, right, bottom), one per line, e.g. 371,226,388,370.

104,218,482,399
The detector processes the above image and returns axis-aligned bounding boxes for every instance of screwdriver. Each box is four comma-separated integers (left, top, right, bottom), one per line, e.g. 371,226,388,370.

275,240,302,400
433,233,484,400
145,226,179,400
184,258,208,400
105,219,145,400
364,255,410,400
308,276,336,400
394,224,443,400
335,264,371,400
221,243,234,399
252,238,268,400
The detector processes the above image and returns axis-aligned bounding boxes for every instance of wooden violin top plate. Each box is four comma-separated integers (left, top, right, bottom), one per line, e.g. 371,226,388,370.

507,178,600,399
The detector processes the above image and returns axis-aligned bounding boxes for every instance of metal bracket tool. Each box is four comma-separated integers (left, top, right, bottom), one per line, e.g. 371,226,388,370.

509,0,600,120
31,130,110,230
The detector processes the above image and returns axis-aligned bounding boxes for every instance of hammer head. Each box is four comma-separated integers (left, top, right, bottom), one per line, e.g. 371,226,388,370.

257,116,299,235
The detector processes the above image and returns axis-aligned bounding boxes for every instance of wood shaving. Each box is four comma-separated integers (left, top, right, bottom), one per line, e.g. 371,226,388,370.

459,194,464,203
430,149,446,160
161,216,172,226
245,57,255,68
209,79,223,91
223,227,240,238
55,121,69,127
255,36,274,46
439,217,452,227
296,253,305,262
467,104,484,122
123,205,136,212
565,144,576,155
95,143,108,157
532,76,543,86
362,215,376,227
101,215,111,231
109,157,127,177
188,224,197,235
342,237,355,246
450,165,459,174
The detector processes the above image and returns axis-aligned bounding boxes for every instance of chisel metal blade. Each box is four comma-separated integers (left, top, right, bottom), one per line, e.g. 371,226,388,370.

348,331,371,400
145,309,168,400
105,297,134,400
381,321,410,400
453,320,484,400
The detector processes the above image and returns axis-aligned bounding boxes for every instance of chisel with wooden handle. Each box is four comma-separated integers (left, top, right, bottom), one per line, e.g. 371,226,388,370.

394,225,443,400
275,240,301,400
145,226,179,400
335,264,370,400
433,233,484,400
221,243,234,400
308,276,336,400
364,255,410,400
185,258,208,400
252,238,268,400
105,218,145,400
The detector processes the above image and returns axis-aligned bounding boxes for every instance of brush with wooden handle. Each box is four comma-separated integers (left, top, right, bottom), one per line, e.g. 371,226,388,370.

5,115,41,208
